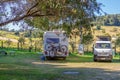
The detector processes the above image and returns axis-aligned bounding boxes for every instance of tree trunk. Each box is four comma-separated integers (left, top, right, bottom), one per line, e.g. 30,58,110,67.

17,42,19,50
1,41,4,48
70,41,75,53
29,46,32,52
87,45,89,53
75,35,77,51
20,43,23,50
35,42,37,52
79,26,84,55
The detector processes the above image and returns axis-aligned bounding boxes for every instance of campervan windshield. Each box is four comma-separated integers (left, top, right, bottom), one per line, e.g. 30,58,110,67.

95,43,111,49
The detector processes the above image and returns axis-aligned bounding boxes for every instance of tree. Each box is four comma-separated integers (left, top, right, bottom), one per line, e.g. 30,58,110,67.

82,32,93,52
5,39,12,48
64,0,103,45
14,31,20,36
0,0,103,53
115,37,120,60
18,36,25,49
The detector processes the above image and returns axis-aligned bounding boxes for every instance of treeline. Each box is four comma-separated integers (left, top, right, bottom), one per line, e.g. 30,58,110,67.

95,14,120,26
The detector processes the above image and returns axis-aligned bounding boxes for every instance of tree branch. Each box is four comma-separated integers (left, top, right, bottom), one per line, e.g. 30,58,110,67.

0,11,54,26
0,1,56,26
26,2,39,15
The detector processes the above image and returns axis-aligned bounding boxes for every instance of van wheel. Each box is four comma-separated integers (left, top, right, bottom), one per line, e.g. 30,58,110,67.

93,55,97,62
94,58,97,62
108,60,112,62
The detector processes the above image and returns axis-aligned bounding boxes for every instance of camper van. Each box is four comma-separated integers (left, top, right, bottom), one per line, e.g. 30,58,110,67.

43,30,69,60
93,36,113,62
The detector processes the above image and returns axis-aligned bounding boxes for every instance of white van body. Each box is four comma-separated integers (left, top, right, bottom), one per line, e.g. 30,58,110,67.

93,41,113,61
43,30,69,59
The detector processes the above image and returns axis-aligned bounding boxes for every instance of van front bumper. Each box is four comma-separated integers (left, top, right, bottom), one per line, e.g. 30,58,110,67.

94,55,113,61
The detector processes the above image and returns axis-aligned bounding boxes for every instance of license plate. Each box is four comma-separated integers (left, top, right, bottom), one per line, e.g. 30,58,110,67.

100,58,105,60
98,53,108,56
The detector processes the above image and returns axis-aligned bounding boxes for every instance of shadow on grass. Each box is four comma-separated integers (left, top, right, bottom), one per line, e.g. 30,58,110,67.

0,65,120,80
44,53,94,63
66,53,93,63
45,53,120,63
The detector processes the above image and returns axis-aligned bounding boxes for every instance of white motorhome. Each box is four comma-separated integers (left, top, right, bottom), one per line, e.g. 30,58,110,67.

93,36,113,62
43,30,69,59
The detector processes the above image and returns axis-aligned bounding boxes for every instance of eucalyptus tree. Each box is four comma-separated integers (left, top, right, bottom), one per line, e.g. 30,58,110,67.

18,36,25,50
66,0,103,43
0,0,104,52
82,32,93,52
31,29,44,52
60,0,103,52
5,39,12,48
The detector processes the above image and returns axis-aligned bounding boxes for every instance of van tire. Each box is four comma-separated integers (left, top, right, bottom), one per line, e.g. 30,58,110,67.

93,55,97,62
108,60,112,62
63,57,66,60
94,59,97,62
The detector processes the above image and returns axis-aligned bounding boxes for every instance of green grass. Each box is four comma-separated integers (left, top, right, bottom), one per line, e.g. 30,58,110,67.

0,50,120,80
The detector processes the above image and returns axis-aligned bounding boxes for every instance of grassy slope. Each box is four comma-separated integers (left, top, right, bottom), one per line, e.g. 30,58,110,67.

0,31,19,40
92,26,120,37
0,26,119,49
0,31,43,50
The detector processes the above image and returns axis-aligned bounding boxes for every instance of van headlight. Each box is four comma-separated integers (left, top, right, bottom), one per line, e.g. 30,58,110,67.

94,50,98,55
109,50,113,55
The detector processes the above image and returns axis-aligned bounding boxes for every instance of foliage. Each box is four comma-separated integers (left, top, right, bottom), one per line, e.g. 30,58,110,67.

24,31,31,37
102,29,106,33
115,37,120,47
95,14,120,26
5,39,12,47
18,36,25,49
14,31,20,36
32,29,44,38
0,0,103,31
82,32,93,45
0,0,104,53
96,26,101,30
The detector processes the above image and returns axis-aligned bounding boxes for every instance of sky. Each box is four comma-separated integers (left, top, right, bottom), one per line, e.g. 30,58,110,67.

97,0,120,15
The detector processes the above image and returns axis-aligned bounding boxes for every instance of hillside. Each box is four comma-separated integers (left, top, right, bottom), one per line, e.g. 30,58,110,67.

0,30,42,50
92,26,120,37
0,26,120,52
95,14,120,26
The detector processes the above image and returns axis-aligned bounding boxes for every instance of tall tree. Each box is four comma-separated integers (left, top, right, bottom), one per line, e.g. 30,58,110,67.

18,36,25,49
0,0,103,50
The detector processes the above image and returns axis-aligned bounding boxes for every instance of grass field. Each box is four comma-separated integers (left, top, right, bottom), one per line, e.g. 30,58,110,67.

0,27,120,80
0,50,120,80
